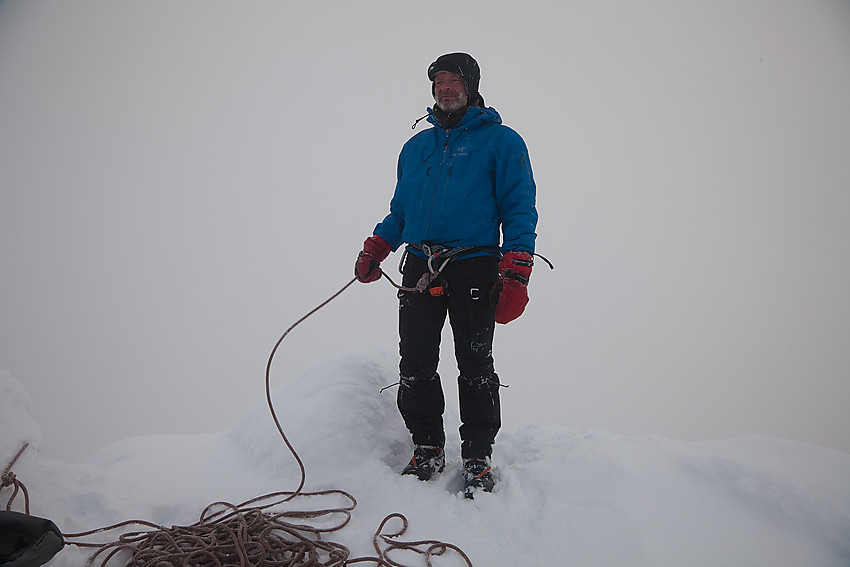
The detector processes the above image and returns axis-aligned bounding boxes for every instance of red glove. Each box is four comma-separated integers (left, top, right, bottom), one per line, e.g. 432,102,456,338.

355,235,392,283
494,251,533,324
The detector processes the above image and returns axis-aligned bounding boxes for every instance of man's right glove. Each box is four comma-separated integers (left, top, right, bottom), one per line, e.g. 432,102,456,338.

494,250,533,324
354,235,392,283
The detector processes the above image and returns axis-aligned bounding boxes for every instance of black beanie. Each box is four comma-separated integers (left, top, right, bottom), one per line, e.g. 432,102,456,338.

428,52,481,105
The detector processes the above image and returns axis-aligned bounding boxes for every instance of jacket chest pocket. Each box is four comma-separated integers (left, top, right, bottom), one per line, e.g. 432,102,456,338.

445,148,489,186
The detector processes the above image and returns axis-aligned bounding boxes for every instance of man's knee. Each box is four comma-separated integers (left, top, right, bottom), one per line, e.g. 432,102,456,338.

457,373,501,414
398,373,445,414
458,373,500,391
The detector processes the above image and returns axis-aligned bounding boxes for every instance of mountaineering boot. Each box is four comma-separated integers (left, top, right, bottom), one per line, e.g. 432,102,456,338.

401,445,445,481
463,457,495,499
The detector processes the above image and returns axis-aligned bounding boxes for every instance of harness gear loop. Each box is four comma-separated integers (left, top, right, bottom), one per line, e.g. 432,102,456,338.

421,244,453,276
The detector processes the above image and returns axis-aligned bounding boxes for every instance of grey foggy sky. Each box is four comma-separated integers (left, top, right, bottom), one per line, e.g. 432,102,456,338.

1,0,849,461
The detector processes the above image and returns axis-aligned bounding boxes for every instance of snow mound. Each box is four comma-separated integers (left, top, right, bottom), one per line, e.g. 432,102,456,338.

229,349,409,480
1,356,850,566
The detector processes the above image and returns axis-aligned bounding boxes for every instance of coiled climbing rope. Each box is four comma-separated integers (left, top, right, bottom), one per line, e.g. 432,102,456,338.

3,275,475,567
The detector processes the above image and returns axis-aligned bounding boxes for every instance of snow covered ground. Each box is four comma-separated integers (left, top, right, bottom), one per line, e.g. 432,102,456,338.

2,354,849,566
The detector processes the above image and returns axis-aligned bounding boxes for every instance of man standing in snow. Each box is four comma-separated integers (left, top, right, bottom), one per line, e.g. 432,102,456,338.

354,53,538,497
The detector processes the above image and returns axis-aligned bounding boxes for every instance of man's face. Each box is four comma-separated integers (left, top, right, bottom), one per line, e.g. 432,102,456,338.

434,71,468,112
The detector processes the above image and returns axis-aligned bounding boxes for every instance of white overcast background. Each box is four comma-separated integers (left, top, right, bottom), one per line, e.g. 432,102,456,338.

1,0,848,462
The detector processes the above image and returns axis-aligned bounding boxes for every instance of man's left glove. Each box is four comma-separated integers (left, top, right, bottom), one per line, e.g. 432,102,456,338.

494,250,533,324
355,235,392,283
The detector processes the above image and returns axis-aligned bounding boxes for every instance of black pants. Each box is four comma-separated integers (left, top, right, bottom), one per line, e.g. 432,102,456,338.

396,253,501,459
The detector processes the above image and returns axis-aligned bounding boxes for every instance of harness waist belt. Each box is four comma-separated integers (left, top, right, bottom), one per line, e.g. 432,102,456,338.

408,243,499,261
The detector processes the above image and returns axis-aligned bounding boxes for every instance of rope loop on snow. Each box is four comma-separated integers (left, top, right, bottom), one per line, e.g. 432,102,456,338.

2,442,30,513
367,513,474,567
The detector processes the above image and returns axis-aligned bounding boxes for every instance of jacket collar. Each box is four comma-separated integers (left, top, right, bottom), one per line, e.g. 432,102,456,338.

425,105,501,131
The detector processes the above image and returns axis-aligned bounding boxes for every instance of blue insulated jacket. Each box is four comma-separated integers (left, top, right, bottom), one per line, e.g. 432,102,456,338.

374,106,538,256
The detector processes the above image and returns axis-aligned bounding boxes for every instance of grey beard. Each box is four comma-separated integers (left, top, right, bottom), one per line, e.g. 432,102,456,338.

436,91,468,113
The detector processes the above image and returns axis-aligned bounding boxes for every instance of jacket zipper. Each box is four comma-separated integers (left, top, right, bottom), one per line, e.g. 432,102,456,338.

425,129,453,235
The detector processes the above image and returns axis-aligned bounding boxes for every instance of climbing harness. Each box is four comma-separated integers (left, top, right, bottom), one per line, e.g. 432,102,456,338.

383,245,554,294
382,243,499,295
